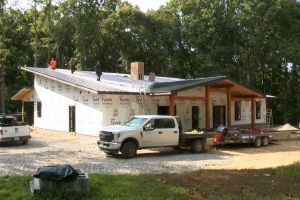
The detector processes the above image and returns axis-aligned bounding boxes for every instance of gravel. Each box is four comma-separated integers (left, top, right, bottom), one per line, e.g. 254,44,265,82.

0,130,230,176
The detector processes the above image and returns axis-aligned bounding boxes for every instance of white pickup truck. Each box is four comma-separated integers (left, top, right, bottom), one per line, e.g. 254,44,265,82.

0,114,31,145
97,115,208,158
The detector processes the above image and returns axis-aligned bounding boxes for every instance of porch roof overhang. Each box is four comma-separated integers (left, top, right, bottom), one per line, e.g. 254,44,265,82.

149,76,265,98
11,88,33,101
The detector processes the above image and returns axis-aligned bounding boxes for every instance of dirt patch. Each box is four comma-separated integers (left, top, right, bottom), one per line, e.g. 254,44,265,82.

208,141,300,169
159,167,300,199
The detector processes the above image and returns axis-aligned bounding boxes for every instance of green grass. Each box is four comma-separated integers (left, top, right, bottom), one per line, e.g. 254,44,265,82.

0,174,191,200
0,164,300,200
276,162,300,180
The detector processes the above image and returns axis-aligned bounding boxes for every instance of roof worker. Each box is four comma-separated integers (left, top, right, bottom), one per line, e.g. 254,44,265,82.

69,58,77,74
94,60,102,81
49,58,57,70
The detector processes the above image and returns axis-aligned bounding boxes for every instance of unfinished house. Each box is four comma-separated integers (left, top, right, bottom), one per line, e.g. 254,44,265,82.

12,62,266,136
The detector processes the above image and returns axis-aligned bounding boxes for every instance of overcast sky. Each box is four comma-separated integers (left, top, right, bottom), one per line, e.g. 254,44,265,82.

126,0,168,12
6,0,169,12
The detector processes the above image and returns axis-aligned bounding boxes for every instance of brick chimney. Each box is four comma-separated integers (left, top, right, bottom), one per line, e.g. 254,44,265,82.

131,62,144,80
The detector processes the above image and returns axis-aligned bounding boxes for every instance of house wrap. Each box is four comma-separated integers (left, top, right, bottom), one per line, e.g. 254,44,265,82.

12,62,266,136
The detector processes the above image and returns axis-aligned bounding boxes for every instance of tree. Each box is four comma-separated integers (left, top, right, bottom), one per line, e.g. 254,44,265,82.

0,0,6,113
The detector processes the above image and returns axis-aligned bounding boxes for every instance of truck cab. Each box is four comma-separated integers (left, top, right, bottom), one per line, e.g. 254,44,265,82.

97,115,206,158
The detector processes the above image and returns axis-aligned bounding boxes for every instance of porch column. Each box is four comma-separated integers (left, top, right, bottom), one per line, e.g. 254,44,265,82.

169,94,175,116
22,100,24,122
205,86,210,131
251,98,255,129
227,87,231,127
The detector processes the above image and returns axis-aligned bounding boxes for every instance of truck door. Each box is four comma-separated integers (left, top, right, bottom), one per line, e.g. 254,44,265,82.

142,118,179,147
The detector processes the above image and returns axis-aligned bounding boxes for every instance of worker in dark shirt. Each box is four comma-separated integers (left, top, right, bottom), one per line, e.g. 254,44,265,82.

69,58,77,74
94,60,102,81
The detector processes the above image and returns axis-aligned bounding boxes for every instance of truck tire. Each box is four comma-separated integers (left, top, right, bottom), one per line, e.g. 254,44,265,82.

262,137,269,146
191,140,204,153
254,137,262,147
22,140,28,145
121,141,137,159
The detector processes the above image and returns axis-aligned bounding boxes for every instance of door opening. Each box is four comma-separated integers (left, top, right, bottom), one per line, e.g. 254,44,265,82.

157,105,177,115
69,106,76,132
192,106,199,129
213,106,226,128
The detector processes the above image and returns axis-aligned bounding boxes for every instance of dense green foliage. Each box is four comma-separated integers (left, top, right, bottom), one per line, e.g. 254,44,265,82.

0,0,300,124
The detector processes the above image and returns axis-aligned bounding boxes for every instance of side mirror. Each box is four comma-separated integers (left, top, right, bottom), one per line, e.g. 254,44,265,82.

143,123,154,131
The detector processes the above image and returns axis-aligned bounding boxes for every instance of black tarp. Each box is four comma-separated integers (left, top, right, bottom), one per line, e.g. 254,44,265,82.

33,165,79,181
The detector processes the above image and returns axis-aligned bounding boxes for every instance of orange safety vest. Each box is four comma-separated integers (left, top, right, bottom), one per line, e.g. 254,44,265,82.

50,59,57,69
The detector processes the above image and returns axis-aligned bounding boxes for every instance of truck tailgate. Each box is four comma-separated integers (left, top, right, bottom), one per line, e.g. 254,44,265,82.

0,125,31,138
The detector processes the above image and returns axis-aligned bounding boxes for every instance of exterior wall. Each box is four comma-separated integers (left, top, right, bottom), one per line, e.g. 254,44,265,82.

177,87,205,97
30,76,267,135
33,75,102,136
231,98,266,126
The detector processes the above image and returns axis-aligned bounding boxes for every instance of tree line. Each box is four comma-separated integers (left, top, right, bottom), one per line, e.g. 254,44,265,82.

0,0,300,125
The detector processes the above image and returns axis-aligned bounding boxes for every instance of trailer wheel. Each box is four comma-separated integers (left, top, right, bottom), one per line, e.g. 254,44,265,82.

262,137,269,146
121,141,137,159
254,137,262,147
191,140,204,153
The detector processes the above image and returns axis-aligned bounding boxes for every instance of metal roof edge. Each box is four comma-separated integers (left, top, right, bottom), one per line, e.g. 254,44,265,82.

22,67,99,94
169,76,228,93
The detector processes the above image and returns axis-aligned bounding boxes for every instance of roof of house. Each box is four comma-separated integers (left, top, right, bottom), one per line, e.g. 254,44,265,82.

21,67,265,98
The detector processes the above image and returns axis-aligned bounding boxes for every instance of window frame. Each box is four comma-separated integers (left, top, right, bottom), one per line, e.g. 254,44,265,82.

256,101,261,119
37,101,42,118
234,101,241,121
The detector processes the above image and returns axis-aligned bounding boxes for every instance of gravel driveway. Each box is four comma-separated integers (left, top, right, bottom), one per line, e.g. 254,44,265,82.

0,129,299,176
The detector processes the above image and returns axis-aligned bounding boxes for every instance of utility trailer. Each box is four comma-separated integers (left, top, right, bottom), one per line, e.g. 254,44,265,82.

213,126,272,147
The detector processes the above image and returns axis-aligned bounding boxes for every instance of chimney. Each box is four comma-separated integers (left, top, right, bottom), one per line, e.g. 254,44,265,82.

131,62,144,80
148,72,155,82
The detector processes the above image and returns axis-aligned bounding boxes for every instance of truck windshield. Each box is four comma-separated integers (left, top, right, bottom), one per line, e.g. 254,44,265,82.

124,117,147,127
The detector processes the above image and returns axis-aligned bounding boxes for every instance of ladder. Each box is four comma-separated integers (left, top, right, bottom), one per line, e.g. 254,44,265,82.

266,108,273,130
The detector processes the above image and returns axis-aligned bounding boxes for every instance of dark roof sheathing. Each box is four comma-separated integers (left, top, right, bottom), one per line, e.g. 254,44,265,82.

149,76,227,93
22,67,265,97
22,67,128,94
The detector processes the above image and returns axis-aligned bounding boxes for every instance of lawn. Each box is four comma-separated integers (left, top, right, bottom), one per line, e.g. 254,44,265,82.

0,163,299,200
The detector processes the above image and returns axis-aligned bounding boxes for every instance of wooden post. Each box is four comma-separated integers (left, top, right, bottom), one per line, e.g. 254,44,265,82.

251,98,255,129
22,100,24,122
227,87,231,127
205,86,210,131
169,94,175,116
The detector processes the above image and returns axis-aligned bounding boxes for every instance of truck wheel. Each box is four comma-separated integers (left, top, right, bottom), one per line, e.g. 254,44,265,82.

254,137,262,147
121,141,137,159
22,140,28,145
262,137,269,146
191,140,204,153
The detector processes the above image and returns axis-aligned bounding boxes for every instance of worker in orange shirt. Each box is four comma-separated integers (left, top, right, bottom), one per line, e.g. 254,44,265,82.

49,58,57,70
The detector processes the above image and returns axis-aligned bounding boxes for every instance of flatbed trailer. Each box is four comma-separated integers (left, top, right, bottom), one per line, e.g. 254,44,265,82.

178,132,214,152
213,127,272,147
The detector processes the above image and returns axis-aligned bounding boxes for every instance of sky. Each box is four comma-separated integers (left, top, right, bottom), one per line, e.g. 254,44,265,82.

126,0,168,12
6,0,169,12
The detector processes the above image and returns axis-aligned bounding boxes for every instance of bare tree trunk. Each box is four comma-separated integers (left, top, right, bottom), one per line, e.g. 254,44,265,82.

297,74,300,125
0,0,5,113
247,53,254,85
47,0,52,63
34,0,38,67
